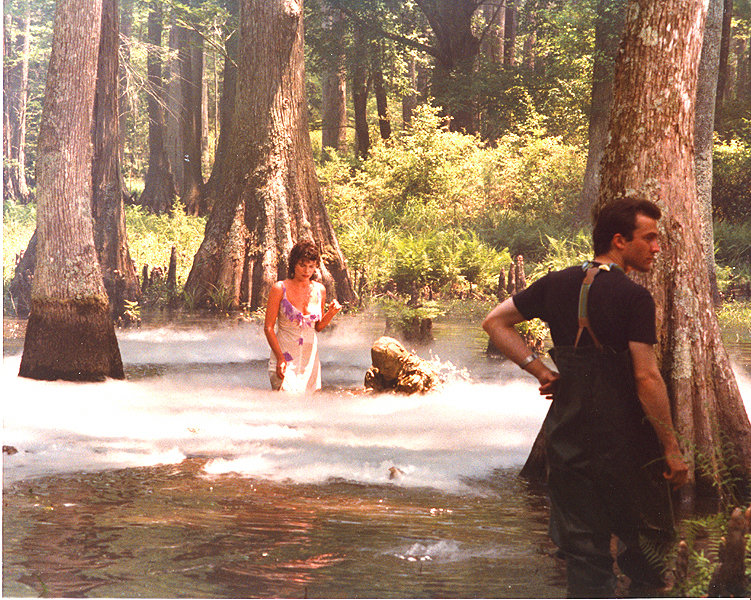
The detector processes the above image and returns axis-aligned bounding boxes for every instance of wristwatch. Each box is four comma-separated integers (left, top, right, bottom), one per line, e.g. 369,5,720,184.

519,352,539,370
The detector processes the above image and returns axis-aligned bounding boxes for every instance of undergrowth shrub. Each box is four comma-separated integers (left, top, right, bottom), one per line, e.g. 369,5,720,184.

125,201,206,288
3,201,36,290
713,139,751,222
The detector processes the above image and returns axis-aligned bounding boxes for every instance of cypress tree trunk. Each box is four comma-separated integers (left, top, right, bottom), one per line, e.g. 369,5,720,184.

20,0,124,381
715,0,732,123
3,0,31,203
166,25,185,190
92,0,141,310
596,0,751,501
184,0,355,310
140,2,178,214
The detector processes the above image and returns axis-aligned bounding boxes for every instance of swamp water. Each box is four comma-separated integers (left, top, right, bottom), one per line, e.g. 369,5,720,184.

3,313,750,598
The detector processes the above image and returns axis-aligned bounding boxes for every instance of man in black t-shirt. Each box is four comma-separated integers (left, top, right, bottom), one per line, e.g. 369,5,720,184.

483,198,688,597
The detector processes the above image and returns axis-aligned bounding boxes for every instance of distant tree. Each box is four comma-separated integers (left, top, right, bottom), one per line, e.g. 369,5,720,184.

596,0,751,501
203,0,238,201
577,0,626,220
20,0,124,381
319,0,348,152
503,0,517,66
140,1,178,214
481,1,505,63
716,0,733,122
3,0,32,203
184,0,356,309
351,22,371,159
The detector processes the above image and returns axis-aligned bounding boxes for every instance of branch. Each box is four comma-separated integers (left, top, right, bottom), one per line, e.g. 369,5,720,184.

329,0,439,59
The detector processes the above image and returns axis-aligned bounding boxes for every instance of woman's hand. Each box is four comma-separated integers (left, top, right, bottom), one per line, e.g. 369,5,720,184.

327,299,342,315
276,356,287,380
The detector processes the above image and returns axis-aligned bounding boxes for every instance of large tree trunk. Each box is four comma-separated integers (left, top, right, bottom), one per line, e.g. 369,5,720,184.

352,24,370,160
3,0,31,203
595,0,751,502
140,2,178,214
19,0,123,381
203,0,238,202
695,0,723,305
178,27,205,215
577,0,626,221
184,0,356,310
320,1,347,152
92,0,141,313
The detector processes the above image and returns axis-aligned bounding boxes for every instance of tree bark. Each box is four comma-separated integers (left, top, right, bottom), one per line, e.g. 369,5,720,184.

166,25,185,190
3,0,31,203
184,0,356,311
577,0,627,221
140,2,178,214
595,0,751,501
19,0,123,381
320,1,347,152
695,0,723,305
92,0,141,312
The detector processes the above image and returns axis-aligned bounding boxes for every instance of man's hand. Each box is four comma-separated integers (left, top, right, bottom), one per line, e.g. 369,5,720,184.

663,452,689,489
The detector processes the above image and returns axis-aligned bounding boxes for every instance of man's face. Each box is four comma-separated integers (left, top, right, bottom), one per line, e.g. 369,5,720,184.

621,213,660,272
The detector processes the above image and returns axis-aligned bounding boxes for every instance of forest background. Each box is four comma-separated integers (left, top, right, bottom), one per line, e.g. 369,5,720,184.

3,0,751,328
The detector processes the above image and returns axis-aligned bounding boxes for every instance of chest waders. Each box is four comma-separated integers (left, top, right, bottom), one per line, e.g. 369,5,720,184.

545,263,675,597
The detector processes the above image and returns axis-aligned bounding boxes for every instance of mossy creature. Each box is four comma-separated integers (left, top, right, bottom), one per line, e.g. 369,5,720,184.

364,336,440,394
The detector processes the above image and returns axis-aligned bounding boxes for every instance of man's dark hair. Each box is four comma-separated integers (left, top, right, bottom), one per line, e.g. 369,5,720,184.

287,240,320,279
592,197,662,255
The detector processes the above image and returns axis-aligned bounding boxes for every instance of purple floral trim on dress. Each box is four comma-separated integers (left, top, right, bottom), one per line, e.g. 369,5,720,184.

280,285,321,328
283,351,293,361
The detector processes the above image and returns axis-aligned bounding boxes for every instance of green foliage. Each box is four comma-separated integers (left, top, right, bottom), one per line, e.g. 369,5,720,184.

529,230,592,282
713,139,751,222
717,301,751,337
125,201,206,287
2,201,36,289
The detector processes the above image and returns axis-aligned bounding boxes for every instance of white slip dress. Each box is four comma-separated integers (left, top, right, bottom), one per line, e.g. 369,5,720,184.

268,283,322,393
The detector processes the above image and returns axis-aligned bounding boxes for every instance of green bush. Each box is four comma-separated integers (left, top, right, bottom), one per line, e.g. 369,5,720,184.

3,201,36,289
125,201,206,287
713,139,751,221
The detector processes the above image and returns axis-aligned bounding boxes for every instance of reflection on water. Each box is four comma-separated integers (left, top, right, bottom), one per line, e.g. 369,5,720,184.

3,462,564,598
3,311,750,598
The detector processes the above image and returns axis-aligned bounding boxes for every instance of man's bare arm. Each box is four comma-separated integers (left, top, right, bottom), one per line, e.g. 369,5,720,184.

629,341,689,488
482,298,559,396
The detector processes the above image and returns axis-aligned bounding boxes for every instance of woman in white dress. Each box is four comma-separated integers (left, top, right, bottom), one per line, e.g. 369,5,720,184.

264,241,342,392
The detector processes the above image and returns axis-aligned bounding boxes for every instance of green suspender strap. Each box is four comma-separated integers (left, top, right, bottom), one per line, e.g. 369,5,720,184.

574,264,605,351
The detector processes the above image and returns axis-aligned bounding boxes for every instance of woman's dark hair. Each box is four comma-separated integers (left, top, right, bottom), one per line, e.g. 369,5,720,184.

592,197,662,255
287,240,320,279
